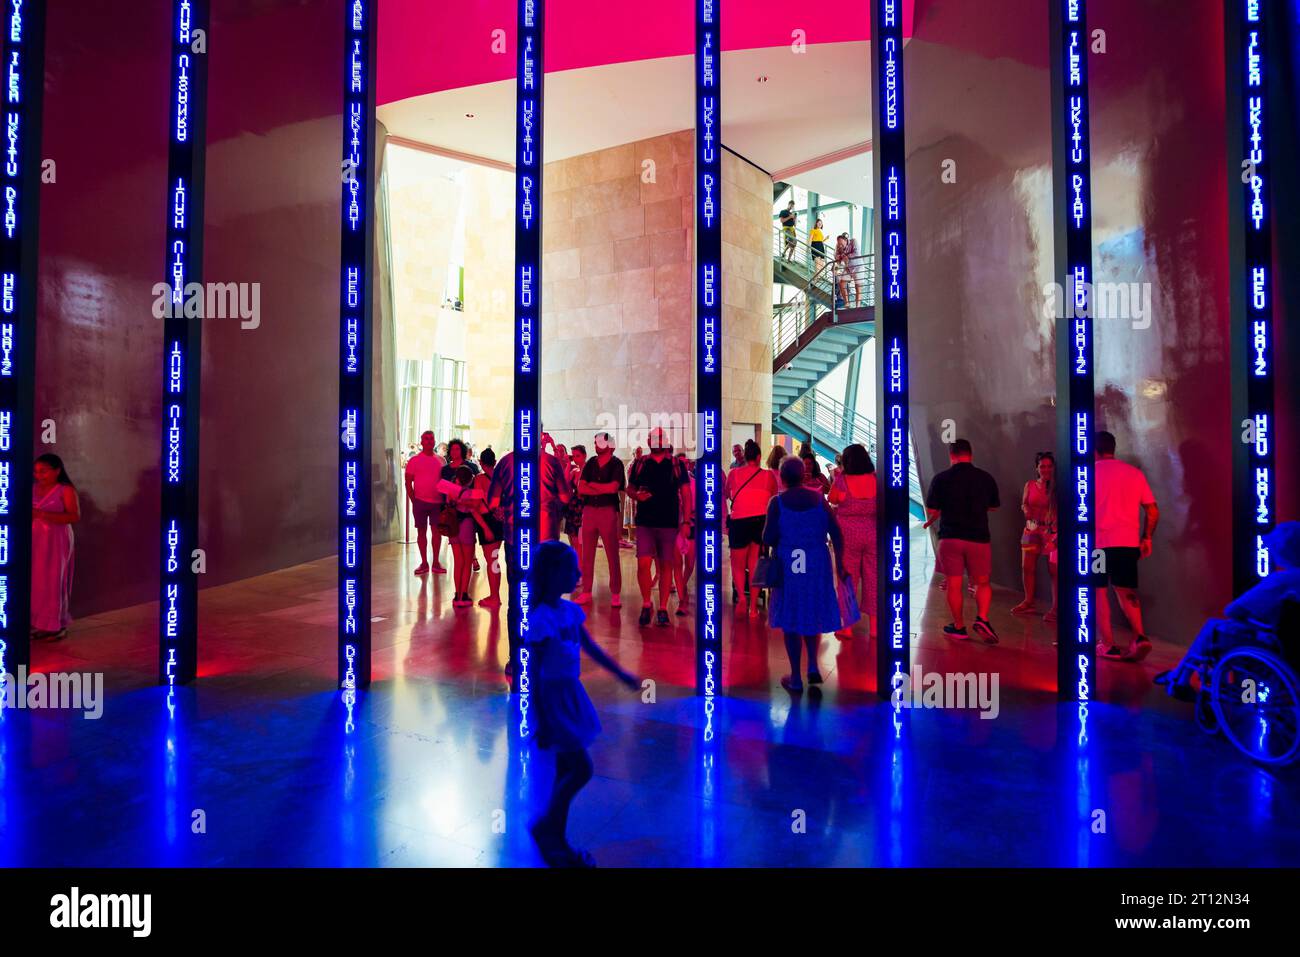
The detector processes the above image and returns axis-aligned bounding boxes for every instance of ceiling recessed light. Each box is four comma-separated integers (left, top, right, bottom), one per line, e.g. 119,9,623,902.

757,75,768,83
465,112,475,118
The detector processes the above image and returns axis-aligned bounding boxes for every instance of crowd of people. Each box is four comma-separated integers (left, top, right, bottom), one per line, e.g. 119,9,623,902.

404,423,1173,695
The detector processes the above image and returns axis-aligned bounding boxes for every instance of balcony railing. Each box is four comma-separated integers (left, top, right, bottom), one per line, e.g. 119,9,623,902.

771,254,875,360
783,389,923,503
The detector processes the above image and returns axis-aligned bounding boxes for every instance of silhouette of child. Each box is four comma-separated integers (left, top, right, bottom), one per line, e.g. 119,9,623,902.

526,540,639,866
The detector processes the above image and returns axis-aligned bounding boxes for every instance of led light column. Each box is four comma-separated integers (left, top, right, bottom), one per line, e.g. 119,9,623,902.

1050,0,1096,704
159,0,208,691
871,0,910,701
694,0,721,697
0,0,46,677
513,0,543,723
1226,0,1275,595
339,0,376,700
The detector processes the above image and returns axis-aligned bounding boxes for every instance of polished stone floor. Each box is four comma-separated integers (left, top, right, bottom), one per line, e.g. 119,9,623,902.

2,536,1297,867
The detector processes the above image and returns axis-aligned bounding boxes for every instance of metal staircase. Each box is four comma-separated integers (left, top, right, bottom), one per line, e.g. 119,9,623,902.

776,391,926,519
771,252,875,418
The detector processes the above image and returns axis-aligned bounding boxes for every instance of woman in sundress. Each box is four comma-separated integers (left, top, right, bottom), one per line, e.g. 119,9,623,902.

31,453,80,640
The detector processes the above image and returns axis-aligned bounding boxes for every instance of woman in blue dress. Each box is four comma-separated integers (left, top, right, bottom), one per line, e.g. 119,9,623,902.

763,455,845,693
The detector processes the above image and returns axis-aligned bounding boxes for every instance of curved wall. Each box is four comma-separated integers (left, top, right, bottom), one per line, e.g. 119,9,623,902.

906,0,1235,645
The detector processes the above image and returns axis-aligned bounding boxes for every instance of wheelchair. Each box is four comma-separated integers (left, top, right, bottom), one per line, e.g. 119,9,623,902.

1158,601,1300,766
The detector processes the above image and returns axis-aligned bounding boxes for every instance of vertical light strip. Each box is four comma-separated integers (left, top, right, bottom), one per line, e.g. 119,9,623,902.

694,0,721,699
871,0,910,706
1050,0,1096,715
1228,0,1275,595
0,0,45,684
159,0,208,706
514,0,543,732
339,0,376,722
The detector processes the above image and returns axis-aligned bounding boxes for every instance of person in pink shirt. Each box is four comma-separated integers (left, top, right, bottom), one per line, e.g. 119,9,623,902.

1094,430,1160,662
404,430,446,575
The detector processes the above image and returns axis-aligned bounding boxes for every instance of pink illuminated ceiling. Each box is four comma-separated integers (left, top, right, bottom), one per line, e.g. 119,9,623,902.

378,0,914,106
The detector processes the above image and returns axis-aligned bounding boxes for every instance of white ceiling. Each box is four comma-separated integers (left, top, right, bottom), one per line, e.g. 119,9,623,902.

378,41,878,207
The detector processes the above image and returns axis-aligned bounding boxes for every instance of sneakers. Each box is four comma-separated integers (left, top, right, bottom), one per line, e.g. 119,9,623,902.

413,563,430,576
431,564,448,575
1010,601,1036,617
807,669,824,685
478,595,501,608
1100,644,1126,660
453,592,472,608
942,623,969,640
611,594,622,609
656,609,670,627
972,617,999,645
1127,637,1154,662
638,606,653,626
572,591,592,605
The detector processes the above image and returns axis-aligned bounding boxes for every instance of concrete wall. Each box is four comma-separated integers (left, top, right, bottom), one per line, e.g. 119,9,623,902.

540,130,773,455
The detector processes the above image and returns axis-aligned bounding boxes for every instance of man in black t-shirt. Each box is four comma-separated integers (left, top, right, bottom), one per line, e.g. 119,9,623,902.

574,432,627,608
925,438,1001,643
627,427,691,626
778,200,798,262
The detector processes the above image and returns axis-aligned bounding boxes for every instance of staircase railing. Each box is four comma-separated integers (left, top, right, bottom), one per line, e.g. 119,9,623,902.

771,254,875,360
774,221,848,277
782,389,923,503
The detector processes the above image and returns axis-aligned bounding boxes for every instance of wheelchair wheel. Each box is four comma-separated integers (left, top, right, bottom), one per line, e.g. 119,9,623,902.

1210,647,1300,766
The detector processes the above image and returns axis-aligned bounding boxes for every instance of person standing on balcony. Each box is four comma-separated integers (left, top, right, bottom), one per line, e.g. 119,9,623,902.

779,200,798,262
809,217,827,271
833,234,851,307
844,235,861,306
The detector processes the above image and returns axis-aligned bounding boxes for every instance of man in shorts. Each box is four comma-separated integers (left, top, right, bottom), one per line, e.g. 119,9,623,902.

404,430,446,575
627,427,691,626
925,438,1001,642
1094,430,1159,662
574,432,626,608
779,200,798,262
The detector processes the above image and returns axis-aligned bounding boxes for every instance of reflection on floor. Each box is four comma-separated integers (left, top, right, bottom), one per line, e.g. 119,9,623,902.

3,538,1297,867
